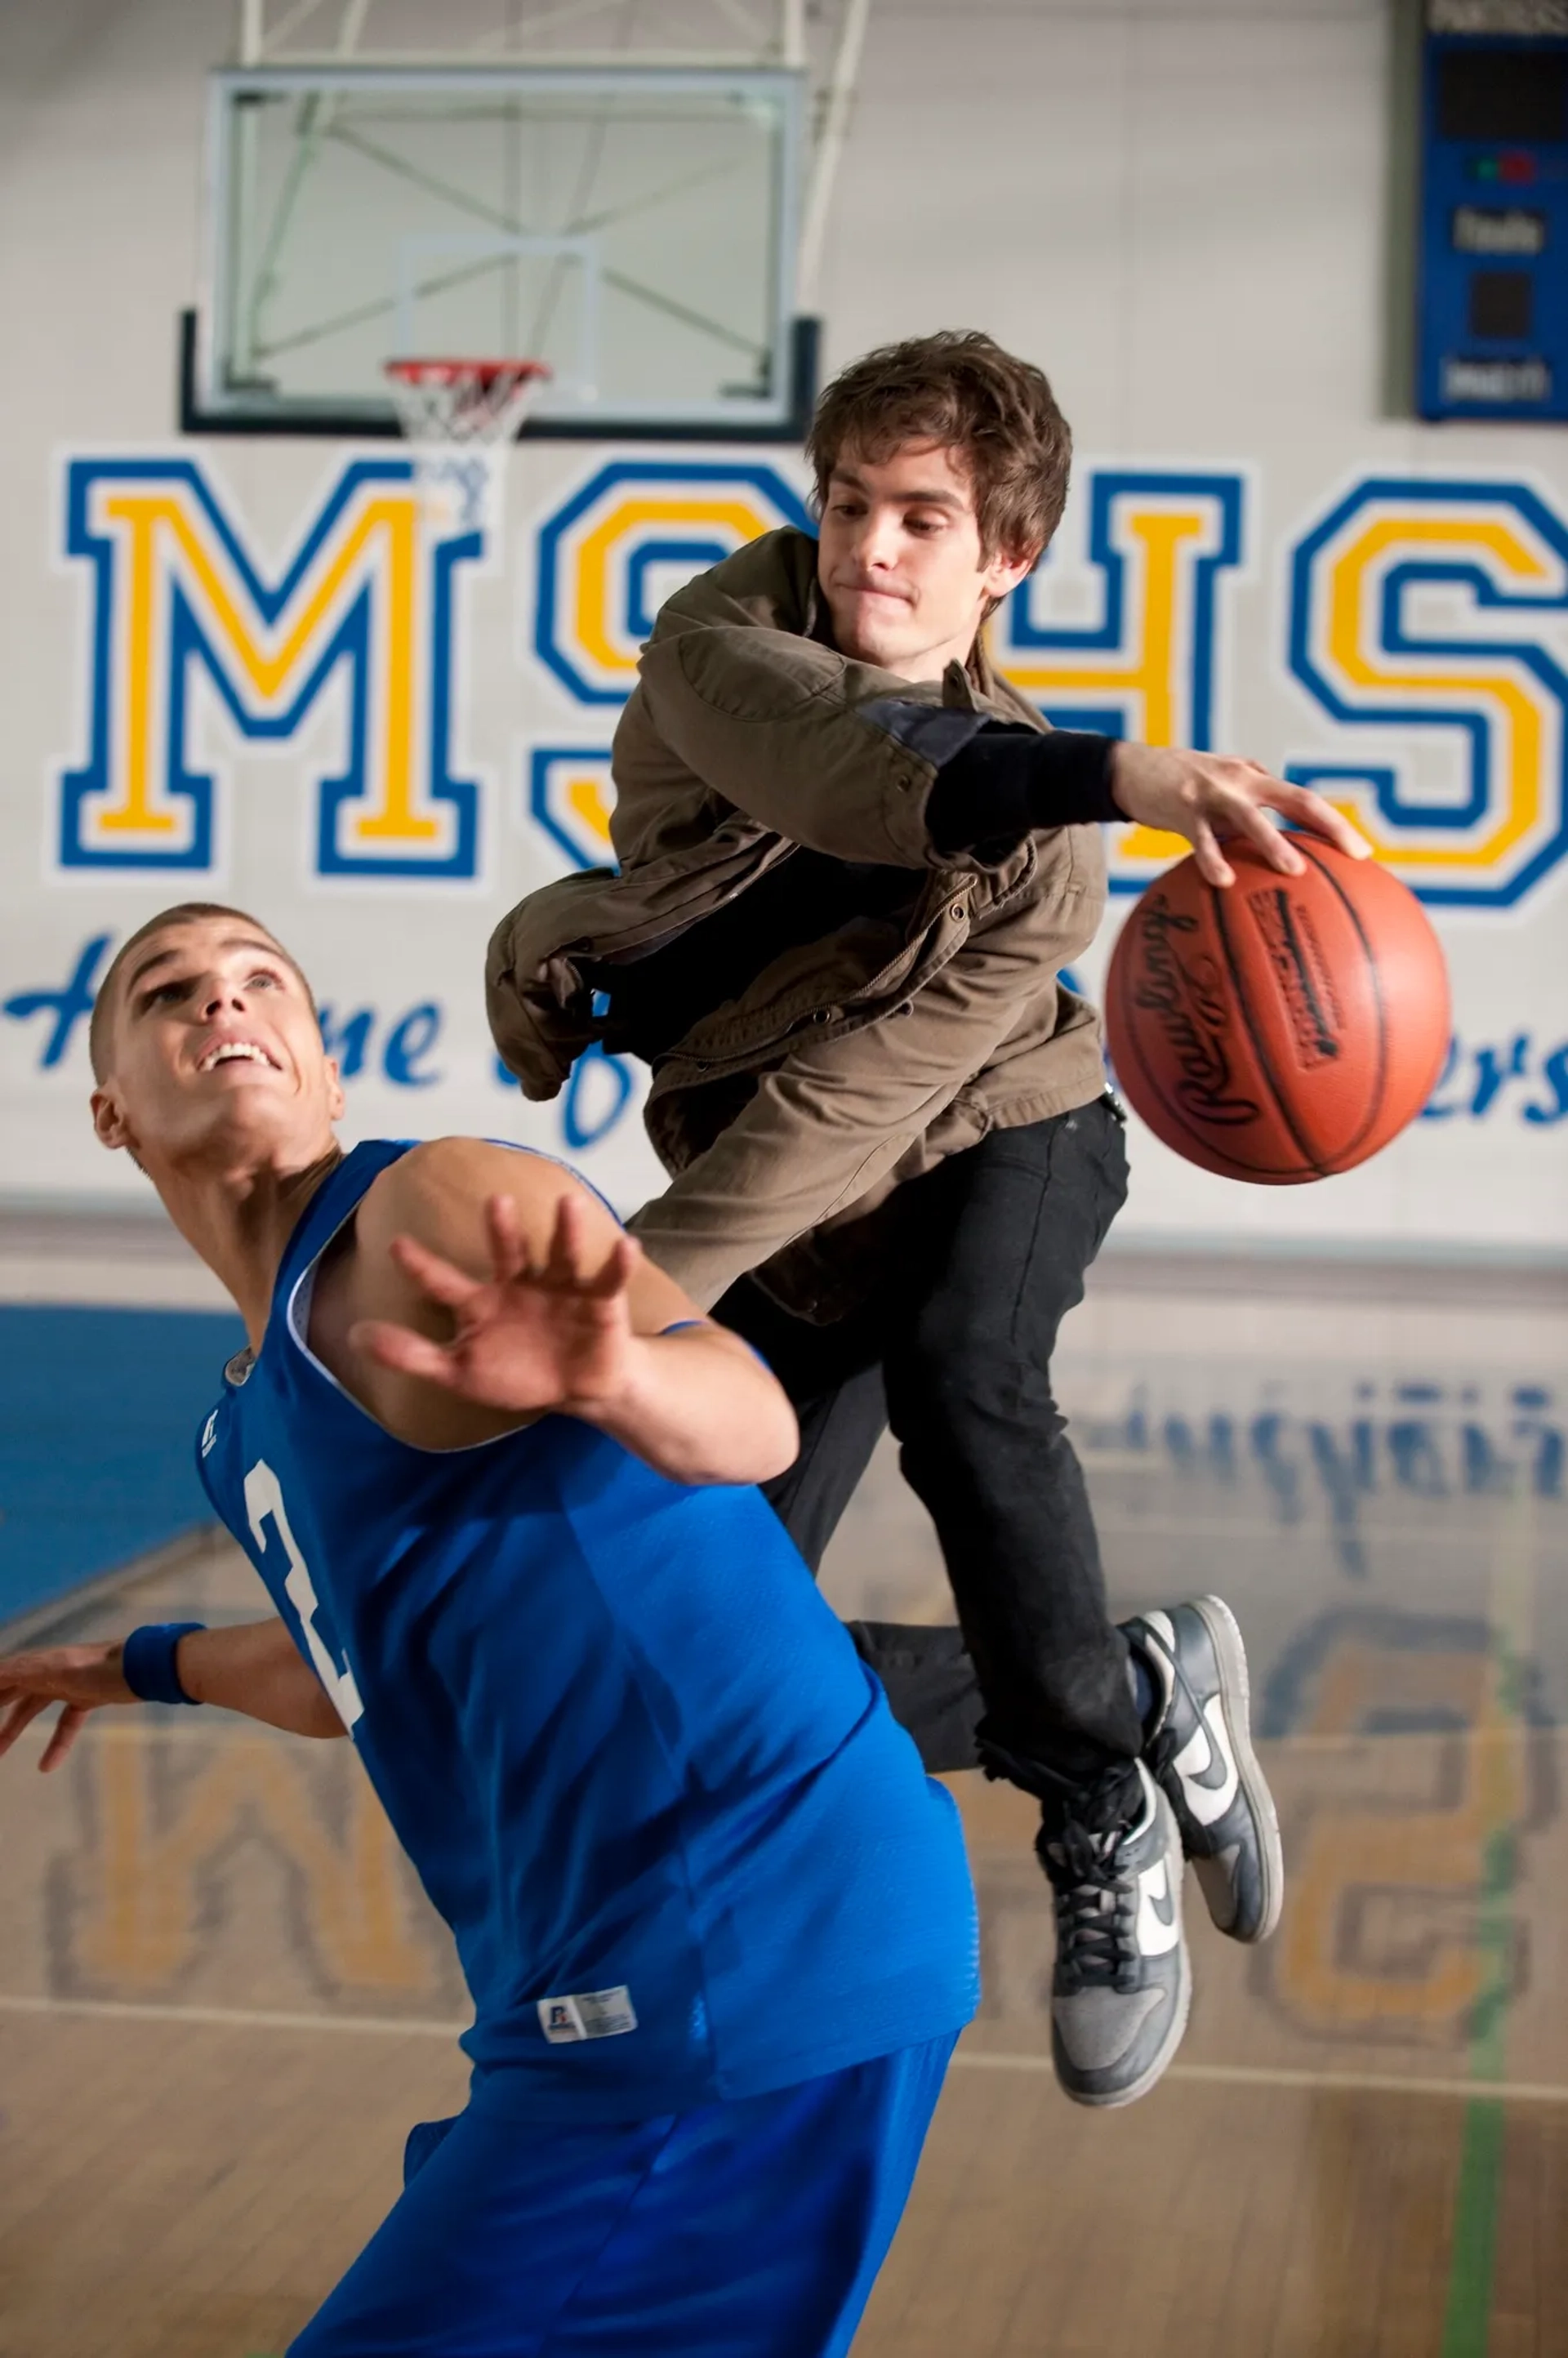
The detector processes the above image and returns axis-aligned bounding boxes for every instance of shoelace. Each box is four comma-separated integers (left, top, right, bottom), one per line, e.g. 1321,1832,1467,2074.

1040,1817,1138,1990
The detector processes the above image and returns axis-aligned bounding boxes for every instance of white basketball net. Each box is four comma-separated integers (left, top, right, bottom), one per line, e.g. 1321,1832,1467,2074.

383,359,551,446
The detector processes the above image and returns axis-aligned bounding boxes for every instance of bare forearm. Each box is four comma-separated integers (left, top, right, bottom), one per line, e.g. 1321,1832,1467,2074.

176,1621,347,1738
0,1621,342,1778
573,1326,796,1487
341,1146,795,1476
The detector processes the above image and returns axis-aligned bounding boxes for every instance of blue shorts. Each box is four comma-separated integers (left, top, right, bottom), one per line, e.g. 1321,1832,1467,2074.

288,2034,956,2358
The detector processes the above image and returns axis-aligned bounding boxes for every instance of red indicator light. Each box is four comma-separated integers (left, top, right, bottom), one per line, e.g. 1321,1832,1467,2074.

1499,150,1537,185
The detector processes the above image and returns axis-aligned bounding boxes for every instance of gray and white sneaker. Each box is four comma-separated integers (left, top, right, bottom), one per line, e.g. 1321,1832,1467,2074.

1040,1758,1191,2109
1125,1595,1284,1946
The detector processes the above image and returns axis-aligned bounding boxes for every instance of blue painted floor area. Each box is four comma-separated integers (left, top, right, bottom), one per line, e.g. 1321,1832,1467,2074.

0,1303,246,1626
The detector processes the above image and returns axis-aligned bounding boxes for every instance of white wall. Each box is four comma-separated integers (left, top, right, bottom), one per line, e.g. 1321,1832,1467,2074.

2,0,1565,1256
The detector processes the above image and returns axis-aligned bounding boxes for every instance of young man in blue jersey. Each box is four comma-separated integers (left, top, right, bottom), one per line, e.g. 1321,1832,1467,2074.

0,904,979,2358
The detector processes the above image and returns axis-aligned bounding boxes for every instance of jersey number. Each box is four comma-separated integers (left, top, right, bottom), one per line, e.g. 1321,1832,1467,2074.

243,1460,365,1732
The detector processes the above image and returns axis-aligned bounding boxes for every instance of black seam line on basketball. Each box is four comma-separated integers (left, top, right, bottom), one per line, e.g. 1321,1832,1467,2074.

1292,836,1389,1164
1209,874,1327,1178
1112,927,1315,1182
1118,998,1314,1184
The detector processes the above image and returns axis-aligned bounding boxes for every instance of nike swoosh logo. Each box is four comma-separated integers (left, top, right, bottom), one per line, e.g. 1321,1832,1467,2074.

1174,1698,1240,1828
1136,1857,1182,1955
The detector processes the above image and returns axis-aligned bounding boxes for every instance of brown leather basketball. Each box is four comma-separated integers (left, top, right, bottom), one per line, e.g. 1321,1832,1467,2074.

1102,839,1452,1183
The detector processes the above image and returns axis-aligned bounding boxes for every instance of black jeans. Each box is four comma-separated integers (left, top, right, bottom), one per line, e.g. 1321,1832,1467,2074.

712,1097,1143,1800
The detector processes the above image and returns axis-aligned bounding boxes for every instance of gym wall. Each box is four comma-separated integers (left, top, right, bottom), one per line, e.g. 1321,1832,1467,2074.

2,0,1563,1259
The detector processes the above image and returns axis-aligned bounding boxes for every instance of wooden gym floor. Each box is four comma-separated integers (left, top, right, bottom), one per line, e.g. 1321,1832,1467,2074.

1,1259,1565,2357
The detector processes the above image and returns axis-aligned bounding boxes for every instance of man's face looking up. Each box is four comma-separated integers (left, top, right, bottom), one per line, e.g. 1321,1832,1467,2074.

816,439,1036,685
90,916,343,1179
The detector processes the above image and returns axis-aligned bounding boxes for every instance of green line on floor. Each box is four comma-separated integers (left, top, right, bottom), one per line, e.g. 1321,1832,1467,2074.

1439,1821,1516,2357
1441,2096,1507,2358
1441,1839,1513,2358
1439,1482,1536,2358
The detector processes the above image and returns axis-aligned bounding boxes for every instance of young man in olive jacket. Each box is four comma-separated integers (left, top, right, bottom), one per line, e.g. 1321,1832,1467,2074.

488,332,1368,2107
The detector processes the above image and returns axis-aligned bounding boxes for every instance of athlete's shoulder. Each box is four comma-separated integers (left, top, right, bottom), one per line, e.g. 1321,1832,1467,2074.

349,1131,617,1282
355,1136,595,1262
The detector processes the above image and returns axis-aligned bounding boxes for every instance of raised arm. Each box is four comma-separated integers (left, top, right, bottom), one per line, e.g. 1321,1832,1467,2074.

633,542,1370,882
327,1139,798,1487
0,1618,345,1772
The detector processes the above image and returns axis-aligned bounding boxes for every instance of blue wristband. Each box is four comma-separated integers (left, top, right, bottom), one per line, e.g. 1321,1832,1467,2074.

122,1622,207,1705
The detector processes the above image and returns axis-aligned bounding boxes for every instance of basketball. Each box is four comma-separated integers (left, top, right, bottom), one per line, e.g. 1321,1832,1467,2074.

1102,837,1451,1183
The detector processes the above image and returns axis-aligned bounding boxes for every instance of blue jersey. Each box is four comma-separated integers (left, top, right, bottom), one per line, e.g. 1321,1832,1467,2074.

195,1142,978,2120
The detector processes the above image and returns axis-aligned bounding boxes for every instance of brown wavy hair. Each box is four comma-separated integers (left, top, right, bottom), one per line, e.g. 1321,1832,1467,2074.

806,330,1072,564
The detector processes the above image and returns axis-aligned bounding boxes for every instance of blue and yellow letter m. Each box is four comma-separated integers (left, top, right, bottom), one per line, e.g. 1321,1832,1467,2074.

58,456,483,879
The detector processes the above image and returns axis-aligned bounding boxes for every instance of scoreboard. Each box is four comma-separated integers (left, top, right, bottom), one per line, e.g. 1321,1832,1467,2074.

1420,2,1568,420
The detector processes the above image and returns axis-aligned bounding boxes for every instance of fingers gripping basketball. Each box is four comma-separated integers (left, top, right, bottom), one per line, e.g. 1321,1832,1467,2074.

1103,840,1452,1183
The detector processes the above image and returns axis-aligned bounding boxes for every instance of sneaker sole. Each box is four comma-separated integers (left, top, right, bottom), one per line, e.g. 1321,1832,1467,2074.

1188,1594,1284,1946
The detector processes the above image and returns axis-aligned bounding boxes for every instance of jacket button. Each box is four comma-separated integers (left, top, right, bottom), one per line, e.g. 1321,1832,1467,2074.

951,901,965,920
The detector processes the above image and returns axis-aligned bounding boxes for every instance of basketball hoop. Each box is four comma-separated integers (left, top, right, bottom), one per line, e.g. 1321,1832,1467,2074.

383,357,552,445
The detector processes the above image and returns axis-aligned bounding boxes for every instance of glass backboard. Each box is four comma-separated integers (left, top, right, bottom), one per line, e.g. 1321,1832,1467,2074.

193,65,805,435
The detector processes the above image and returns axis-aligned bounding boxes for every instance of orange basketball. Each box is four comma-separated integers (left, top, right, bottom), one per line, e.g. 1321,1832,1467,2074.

1102,838,1451,1183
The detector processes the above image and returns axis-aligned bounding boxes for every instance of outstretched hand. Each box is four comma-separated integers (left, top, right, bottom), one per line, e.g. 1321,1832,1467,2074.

1109,744,1372,888
351,1189,643,1418
0,1643,135,1772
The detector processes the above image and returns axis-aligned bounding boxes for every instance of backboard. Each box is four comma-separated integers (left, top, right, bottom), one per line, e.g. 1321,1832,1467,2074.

188,64,810,439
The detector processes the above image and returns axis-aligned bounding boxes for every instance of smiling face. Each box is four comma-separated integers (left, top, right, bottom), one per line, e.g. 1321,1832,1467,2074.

815,439,1036,684
90,913,343,1179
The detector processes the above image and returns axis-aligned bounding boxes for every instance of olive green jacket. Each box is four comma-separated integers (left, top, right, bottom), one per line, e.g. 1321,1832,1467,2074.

487,528,1108,1317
